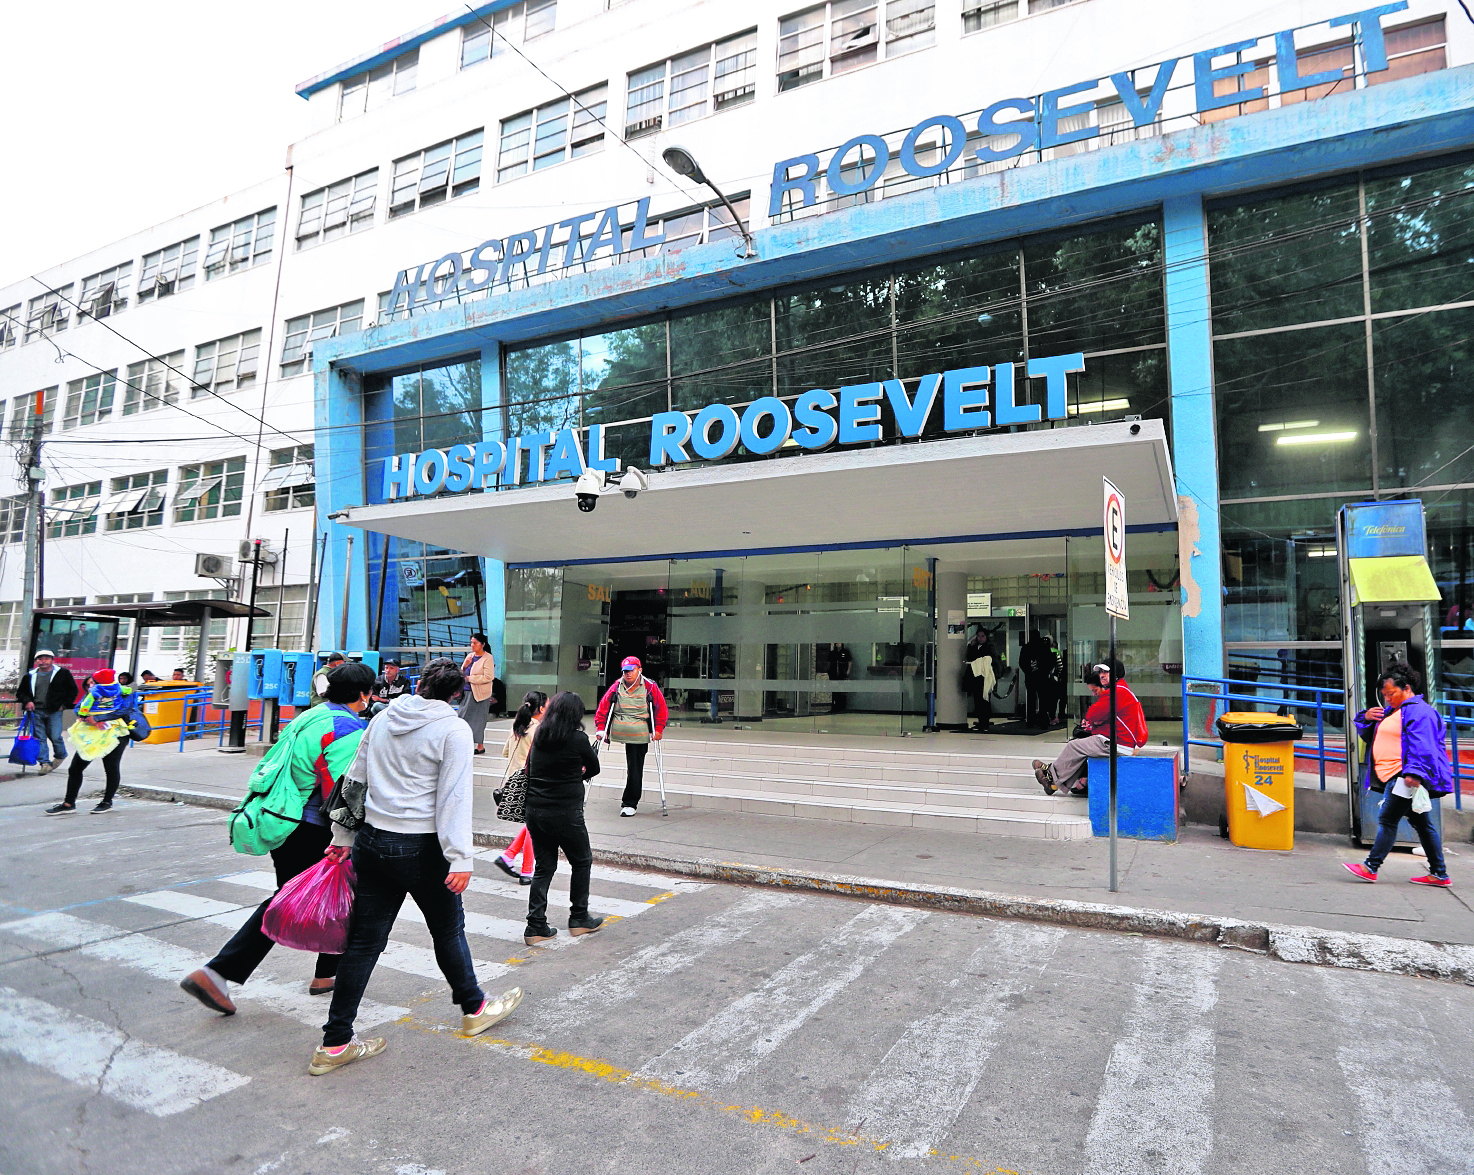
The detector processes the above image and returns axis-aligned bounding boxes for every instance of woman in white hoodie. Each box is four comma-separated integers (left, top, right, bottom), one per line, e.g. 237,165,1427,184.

309,659,521,1077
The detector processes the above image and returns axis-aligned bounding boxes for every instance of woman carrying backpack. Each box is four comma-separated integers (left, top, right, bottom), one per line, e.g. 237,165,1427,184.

523,690,603,945
492,690,546,885
178,662,375,1016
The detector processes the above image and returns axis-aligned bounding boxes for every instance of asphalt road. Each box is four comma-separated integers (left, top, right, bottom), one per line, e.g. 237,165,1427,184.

2,783,1473,1175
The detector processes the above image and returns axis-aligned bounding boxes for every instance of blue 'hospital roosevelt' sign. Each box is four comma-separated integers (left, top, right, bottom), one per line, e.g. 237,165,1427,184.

769,3,1409,217
380,353,1084,501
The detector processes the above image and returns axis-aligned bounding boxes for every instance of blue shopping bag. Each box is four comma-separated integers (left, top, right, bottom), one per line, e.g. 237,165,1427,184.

8,712,45,767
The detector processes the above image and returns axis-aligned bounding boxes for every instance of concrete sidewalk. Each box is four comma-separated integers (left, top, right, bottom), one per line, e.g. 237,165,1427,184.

46,734,1472,959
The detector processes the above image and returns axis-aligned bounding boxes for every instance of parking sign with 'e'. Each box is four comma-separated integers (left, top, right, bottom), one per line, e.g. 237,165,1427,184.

1103,478,1128,620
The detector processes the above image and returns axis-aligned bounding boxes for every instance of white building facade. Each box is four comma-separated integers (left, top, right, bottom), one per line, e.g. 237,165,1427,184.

1,0,1468,731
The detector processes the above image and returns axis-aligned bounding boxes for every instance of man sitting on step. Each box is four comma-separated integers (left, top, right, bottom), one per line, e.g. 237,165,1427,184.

1033,662,1147,797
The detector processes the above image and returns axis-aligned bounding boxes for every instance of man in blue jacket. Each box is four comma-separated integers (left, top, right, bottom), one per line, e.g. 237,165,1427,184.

1344,662,1452,887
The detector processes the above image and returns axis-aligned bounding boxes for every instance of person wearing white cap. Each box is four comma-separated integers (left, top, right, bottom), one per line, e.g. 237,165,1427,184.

17,650,77,774
593,656,668,816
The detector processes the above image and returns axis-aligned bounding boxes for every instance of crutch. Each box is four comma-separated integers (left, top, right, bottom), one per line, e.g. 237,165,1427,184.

654,735,668,816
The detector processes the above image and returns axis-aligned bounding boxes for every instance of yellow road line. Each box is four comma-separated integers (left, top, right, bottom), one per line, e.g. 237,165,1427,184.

400,1016,1028,1172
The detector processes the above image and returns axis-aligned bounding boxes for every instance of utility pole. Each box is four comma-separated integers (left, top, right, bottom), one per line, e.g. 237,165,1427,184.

17,390,46,661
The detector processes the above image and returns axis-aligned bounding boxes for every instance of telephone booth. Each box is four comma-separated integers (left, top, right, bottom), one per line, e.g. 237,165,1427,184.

1339,501,1446,845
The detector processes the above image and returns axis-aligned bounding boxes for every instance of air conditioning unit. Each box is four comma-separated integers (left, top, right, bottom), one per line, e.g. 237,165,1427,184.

239,539,279,564
195,552,233,578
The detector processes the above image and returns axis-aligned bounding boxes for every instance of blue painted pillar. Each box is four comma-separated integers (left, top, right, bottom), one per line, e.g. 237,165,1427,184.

314,362,370,653
479,347,506,673
1163,195,1224,682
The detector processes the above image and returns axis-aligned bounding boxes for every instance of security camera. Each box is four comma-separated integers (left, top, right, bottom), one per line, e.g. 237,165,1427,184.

574,469,605,512
619,466,650,500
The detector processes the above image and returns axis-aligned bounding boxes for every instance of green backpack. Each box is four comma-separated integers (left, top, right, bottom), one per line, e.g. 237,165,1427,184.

227,722,316,855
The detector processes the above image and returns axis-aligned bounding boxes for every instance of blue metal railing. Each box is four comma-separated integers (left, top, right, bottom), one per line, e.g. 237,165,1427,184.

1181,674,1346,791
1440,699,1472,812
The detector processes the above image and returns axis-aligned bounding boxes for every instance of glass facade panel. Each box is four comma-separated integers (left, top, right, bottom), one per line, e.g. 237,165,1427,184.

1214,323,1372,499
775,274,893,397
1373,306,1474,489
1365,161,1474,314
1208,185,1363,335
670,301,771,410
1023,221,1164,355
581,323,668,426
503,340,579,444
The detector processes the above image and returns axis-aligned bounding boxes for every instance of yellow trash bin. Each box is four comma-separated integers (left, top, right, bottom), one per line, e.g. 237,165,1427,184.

1216,712,1302,850
138,682,203,745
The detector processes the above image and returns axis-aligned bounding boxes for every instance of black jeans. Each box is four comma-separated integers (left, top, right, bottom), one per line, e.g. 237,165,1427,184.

524,806,593,931
621,742,649,808
209,820,340,984
970,684,992,729
323,825,483,1047
1025,675,1047,726
1366,788,1448,877
62,741,127,805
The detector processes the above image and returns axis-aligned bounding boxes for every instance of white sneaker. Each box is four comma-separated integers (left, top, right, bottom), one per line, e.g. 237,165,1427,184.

620,806,637,817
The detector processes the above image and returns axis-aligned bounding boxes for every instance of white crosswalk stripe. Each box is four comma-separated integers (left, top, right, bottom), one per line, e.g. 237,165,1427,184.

465,875,654,918
1322,970,1474,1174
1082,941,1221,1175
0,986,250,1115
641,903,928,1089
844,922,1066,1159
532,891,804,1030
0,912,408,1029
198,879,515,982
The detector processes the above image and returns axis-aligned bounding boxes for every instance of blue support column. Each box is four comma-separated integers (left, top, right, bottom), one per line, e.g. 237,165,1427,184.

314,362,370,653
1163,195,1225,682
479,347,506,673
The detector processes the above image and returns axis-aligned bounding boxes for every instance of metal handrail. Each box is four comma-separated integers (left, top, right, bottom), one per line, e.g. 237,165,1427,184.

1181,674,1346,791
1439,699,1474,812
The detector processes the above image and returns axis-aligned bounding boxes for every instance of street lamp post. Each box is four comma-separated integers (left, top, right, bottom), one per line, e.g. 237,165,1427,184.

660,146,756,259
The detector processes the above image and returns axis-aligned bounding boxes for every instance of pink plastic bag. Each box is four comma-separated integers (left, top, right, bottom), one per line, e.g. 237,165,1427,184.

262,857,356,955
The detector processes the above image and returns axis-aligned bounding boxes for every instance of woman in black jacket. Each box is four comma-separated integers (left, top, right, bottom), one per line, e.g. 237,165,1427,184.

523,690,603,945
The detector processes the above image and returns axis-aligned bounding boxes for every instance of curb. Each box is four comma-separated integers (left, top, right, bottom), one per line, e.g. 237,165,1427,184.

123,783,1474,986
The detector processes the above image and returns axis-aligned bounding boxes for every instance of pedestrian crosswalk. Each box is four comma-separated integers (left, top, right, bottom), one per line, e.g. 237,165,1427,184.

3,860,1474,1172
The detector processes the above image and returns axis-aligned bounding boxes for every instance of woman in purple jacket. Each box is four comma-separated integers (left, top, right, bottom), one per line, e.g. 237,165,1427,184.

1344,662,1452,886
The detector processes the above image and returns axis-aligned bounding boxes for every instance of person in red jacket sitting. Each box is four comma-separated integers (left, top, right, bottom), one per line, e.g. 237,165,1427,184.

1032,661,1148,797
593,657,669,817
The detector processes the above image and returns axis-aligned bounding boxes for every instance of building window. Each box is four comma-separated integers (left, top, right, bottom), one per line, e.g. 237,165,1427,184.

779,1,886,91
1369,17,1446,84
79,263,132,320
625,30,757,139
203,208,276,281
0,304,19,350
340,49,418,120
62,372,116,430
263,445,315,512
462,0,556,67
175,457,246,523
24,287,71,342
159,589,228,655
962,0,1017,31
498,86,606,180
137,237,199,303
280,301,364,376
41,597,86,608
0,601,23,651
651,194,754,252
0,498,24,545
96,592,152,653
48,481,101,538
104,470,168,531
389,131,483,219
8,388,55,439
123,353,185,415
296,170,378,250
249,583,311,649
191,330,261,395
885,0,934,56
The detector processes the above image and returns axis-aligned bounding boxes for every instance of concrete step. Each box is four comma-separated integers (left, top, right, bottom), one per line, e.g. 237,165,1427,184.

578,776,1095,840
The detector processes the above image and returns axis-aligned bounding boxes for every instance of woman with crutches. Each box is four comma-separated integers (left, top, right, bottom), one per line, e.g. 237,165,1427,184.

593,656,668,817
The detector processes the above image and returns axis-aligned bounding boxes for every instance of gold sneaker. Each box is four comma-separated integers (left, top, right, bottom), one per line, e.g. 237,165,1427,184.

308,1036,386,1076
461,987,524,1037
